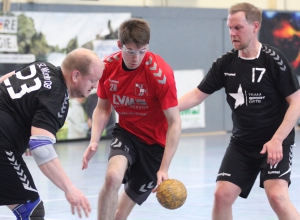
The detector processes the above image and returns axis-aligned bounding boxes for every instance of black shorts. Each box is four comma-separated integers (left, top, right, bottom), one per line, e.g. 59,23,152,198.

108,124,164,205
216,139,293,198
0,148,39,205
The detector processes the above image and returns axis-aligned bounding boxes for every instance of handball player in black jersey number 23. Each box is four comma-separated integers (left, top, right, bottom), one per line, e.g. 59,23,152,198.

178,2,300,220
0,48,104,219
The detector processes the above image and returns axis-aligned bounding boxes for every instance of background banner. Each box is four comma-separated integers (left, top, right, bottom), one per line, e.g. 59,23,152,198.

0,11,131,141
260,11,300,76
174,69,205,129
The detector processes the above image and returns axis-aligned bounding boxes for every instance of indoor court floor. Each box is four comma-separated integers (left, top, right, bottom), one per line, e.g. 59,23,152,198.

1,129,300,220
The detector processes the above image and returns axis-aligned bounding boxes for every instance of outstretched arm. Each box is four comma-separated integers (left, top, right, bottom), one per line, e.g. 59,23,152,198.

31,126,91,218
178,88,210,111
82,98,112,169
153,105,181,192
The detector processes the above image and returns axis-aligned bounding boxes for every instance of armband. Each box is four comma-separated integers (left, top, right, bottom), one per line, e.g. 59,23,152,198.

29,135,57,166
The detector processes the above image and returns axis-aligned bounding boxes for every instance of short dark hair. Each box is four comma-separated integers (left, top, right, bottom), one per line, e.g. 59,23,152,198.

118,18,150,47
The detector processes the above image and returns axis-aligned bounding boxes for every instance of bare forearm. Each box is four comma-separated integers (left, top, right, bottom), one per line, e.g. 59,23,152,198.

39,158,73,192
160,118,181,171
90,105,111,144
272,103,300,142
178,88,209,111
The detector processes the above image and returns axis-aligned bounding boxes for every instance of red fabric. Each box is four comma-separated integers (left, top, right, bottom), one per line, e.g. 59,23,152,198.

97,51,178,146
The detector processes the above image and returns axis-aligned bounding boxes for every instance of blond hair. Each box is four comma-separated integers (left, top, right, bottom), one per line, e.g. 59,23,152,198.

229,2,262,24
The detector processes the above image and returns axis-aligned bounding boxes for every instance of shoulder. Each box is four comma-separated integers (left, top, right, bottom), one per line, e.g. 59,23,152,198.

144,52,174,85
145,52,171,69
144,52,173,74
104,51,122,66
214,49,236,64
260,44,290,71
102,51,122,75
26,61,57,71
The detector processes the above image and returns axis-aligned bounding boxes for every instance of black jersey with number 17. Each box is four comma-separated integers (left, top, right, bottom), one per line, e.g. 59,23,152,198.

0,61,69,154
198,44,300,146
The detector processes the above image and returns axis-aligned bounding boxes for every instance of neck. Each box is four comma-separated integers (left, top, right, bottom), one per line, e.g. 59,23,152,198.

61,66,72,98
238,41,261,58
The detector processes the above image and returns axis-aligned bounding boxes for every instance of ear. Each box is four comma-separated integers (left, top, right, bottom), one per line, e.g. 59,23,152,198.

117,40,122,50
253,21,260,33
71,70,80,82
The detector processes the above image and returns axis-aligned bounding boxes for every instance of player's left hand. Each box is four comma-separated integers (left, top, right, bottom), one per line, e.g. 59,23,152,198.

82,142,98,170
152,170,169,193
65,185,91,218
260,138,283,167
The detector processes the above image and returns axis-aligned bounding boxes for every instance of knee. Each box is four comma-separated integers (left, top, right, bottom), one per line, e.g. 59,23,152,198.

265,179,290,212
214,187,236,206
104,169,123,190
267,191,287,210
114,208,126,220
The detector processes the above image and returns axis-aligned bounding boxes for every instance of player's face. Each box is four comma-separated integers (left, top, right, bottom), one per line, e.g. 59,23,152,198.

72,61,104,98
120,42,148,69
227,11,257,51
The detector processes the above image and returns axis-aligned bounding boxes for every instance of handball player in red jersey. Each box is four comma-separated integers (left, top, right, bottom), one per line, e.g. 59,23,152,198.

82,18,181,220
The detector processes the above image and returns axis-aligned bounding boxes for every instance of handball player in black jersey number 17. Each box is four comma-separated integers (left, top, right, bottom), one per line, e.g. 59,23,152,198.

0,48,104,219
178,2,300,220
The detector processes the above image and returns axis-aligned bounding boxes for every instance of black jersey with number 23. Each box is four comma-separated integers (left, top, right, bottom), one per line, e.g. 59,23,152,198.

0,61,69,154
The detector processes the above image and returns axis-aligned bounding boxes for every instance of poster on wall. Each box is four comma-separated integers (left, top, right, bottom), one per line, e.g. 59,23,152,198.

174,69,205,129
260,11,300,76
0,11,131,141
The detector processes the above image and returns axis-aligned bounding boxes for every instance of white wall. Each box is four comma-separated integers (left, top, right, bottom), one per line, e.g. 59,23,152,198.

3,0,300,11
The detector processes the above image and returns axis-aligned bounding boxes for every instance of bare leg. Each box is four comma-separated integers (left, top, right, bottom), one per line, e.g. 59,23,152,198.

114,189,136,220
7,204,18,210
265,179,300,220
212,181,241,220
98,155,128,220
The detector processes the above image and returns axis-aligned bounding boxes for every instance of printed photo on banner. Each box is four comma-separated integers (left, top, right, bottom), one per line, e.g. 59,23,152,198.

260,11,300,76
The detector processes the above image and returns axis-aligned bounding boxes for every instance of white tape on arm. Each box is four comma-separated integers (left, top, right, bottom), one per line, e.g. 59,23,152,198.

29,135,58,166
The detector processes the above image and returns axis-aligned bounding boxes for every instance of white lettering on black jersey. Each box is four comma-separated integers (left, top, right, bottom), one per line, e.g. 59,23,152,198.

0,62,68,154
198,44,299,145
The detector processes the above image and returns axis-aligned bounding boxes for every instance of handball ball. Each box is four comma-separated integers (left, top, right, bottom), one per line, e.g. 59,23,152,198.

156,179,187,209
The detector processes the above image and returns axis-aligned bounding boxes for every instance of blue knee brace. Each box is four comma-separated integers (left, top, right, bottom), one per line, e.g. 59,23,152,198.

12,197,45,220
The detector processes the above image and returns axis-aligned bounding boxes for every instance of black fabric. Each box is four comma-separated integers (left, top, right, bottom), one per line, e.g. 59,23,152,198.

0,62,69,205
217,138,293,198
0,149,39,205
198,44,299,146
108,123,164,205
0,62,68,155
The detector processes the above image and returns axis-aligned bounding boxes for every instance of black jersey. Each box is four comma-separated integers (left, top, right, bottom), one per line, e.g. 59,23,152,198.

198,44,300,146
0,61,69,154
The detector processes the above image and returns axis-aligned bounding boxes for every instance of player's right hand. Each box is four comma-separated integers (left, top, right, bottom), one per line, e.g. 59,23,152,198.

24,148,32,156
65,185,91,218
82,142,98,169
152,170,169,193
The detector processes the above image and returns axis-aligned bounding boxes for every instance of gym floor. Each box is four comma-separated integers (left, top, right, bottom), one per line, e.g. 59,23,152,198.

1,129,300,220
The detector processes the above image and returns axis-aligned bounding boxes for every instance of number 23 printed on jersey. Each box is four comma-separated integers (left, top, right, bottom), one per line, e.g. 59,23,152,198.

3,64,42,99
